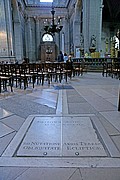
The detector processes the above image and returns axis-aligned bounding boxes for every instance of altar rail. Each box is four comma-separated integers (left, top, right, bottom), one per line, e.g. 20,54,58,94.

0,56,16,64
72,57,120,63
72,57,120,71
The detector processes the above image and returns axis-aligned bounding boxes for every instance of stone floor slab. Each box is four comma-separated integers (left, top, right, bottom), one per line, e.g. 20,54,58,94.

62,117,106,157
7,116,108,157
33,98,56,108
14,167,77,180
0,132,16,156
80,167,120,180
0,167,28,180
17,117,62,157
82,95,116,112
100,111,120,132
106,97,118,106
111,135,120,152
91,88,116,98
0,108,12,119
68,103,97,114
1,157,120,167
29,90,58,102
0,115,25,131
0,122,15,138
91,116,120,157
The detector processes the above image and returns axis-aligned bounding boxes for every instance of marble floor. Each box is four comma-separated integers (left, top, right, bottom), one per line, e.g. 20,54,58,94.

0,72,120,180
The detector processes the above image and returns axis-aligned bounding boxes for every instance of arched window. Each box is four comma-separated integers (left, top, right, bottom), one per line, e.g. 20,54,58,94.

42,34,53,42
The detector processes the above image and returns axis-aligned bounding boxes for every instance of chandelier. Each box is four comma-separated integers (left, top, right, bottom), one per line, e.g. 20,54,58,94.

44,5,63,34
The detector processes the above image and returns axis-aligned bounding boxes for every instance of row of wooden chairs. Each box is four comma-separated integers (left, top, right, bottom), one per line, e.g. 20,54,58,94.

0,62,75,93
102,62,120,79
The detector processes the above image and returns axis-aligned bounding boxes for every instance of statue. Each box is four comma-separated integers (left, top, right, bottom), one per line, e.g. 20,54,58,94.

89,35,96,53
80,33,84,48
80,33,84,57
90,35,96,47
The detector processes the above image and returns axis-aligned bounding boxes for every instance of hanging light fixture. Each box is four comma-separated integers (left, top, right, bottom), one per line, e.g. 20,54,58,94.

44,4,63,34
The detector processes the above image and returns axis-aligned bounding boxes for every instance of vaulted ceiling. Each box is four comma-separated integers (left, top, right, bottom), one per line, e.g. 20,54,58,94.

25,0,120,25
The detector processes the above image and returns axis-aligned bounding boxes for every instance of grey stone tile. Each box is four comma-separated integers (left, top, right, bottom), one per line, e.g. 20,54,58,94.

0,167,28,180
80,168,120,180
106,97,118,106
102,86,119,96
67,95,86,103
0,108,12,119
0,115,25,131
15,168,77,180
92,88,116,98
0,132,16,156
69,169,82,180
0,122,15,138
98,114,120,136
74,87,96,97
86,95,116,111
0,96,55,118
100,111,120,132
111,135,120,152
91,116,120,157
66,89,78,96
68,102,97,114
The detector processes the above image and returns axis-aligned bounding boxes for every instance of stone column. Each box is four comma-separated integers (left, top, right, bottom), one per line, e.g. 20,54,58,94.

12,0,23,62
73,0,82,56
35,17,40,60
62,16,69,54
27,17,33,62
25,16,29,58
61,32,65,54
83,0,103,52
4,0,14,57
14,21,23,62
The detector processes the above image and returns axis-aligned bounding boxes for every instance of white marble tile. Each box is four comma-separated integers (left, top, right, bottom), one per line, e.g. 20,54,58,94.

17,117,61,157
0,122,15,138
62,117,106,157
33,98,56,109
29,90,58,102
16,116,106,157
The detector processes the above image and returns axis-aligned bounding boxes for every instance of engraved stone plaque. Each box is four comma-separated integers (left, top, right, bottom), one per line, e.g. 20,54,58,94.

62,117,107,156
17,116,107,157
17,117,61,157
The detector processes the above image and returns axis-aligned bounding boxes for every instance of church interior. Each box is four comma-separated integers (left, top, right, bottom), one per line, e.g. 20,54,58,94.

0,0,120,179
